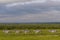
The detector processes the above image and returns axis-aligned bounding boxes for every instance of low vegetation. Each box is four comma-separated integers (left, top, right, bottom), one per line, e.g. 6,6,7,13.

0,23,60,29
0,23,60,40
0,35,60,40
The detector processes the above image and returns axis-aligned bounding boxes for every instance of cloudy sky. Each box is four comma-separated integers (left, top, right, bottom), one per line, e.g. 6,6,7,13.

0,0,60,23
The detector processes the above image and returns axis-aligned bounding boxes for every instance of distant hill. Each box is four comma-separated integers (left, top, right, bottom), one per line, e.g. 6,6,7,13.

0,22,60,24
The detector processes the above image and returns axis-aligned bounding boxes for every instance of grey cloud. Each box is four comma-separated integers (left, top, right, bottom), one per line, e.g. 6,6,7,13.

0,0,60,22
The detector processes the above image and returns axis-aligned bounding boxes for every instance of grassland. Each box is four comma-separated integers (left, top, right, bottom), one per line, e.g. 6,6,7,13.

0,29,59,40
0,35,60,40
0,23,60,40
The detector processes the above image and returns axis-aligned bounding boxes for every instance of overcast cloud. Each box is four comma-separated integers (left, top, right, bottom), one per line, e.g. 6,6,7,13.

0,0,60,23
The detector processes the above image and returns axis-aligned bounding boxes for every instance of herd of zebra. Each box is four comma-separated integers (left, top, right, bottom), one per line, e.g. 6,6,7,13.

2,30,57,34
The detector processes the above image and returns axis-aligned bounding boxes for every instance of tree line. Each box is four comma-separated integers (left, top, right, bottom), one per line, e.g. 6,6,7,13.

0,23,60,30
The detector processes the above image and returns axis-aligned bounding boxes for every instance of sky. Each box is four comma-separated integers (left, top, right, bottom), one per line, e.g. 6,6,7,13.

0,0,60,23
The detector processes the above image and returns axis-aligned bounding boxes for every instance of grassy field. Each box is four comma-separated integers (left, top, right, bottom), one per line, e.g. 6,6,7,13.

0,35,60,40
0,29,60,40
0,23,60,40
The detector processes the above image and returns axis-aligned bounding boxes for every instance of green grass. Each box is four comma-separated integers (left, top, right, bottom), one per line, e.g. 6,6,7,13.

0,35,60,40
0,29,59,40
